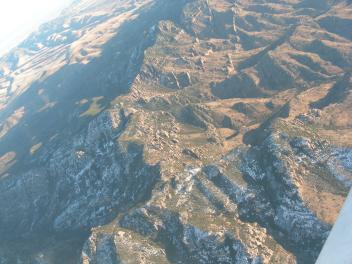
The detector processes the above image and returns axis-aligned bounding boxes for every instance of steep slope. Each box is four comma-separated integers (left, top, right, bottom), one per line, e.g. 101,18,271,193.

0,0,351,263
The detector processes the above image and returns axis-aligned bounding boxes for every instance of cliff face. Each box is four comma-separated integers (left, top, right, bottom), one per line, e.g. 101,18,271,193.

0,108,160,237
0,0,351,263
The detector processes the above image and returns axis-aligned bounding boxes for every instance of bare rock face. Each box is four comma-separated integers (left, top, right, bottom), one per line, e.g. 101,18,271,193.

181,0,214,38
0,108,160,239
119,207,261,264
159,72,192,90
240,131,331,261
177,72,192,88
81,234,121,264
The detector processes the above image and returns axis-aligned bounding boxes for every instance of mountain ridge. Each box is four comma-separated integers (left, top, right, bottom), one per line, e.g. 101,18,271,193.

0,0,351,263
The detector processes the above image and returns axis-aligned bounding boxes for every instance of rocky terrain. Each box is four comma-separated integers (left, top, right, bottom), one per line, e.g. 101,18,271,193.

0,0,351,263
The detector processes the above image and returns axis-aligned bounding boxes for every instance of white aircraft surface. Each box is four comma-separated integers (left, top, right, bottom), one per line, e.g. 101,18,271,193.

316,189,352,264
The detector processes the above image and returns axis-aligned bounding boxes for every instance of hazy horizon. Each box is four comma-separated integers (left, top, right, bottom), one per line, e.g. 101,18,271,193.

0,0,73,57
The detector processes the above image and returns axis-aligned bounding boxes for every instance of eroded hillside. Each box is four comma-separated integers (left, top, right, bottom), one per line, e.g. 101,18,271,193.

0,0,351,263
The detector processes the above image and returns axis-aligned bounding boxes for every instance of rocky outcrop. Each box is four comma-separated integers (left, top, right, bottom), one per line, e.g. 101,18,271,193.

202,121,340,262
119,207,261,264
81,233,121,264
180,0,237,39
160,71,192,89
0,108,160,239
181,0,214,38
327,148,352,188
